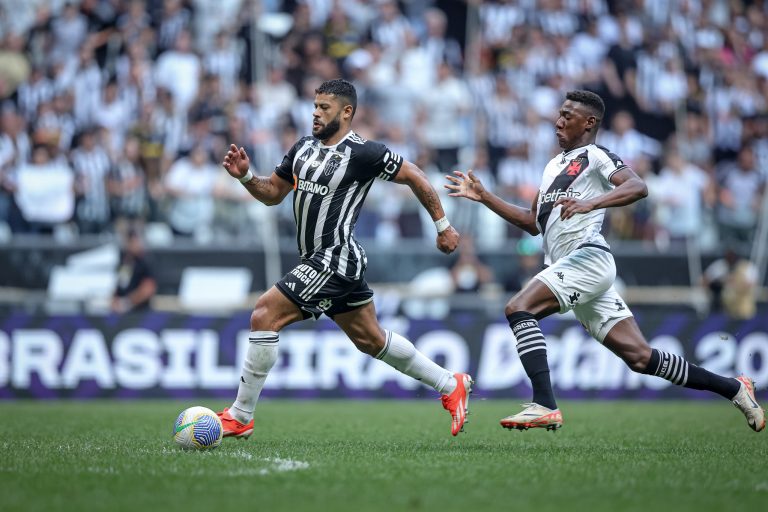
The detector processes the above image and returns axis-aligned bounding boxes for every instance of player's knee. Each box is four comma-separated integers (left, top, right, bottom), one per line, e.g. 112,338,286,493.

504,299,525,318
350,334,384,356
249,302,278,331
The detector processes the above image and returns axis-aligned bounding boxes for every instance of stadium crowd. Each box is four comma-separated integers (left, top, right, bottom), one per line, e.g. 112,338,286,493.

0,0,766,253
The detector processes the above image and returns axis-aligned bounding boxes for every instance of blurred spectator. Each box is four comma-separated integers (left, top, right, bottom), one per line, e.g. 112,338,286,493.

418,61,471,174
652,150,714,245
12,144,75,234
0,33,31,100
163,145,218,239
716,145,765,249
702,250,759,320
111,229,157,313
71,127,112,234
108,135,147,233
450,237,494,293
154,30,200,112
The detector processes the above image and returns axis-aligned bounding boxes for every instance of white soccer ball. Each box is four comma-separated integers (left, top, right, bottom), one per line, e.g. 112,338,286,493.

173,406,223,450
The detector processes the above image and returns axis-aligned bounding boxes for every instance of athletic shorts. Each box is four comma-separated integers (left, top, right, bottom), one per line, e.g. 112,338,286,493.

276,259,374,320
535,245,633,342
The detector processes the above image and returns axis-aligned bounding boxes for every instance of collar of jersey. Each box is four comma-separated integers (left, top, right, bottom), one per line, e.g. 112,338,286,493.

560,143,593,160
316,129,354,149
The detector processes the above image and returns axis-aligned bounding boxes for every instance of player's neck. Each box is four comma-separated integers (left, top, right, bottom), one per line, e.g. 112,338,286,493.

320,127,352,147
561,136,595,153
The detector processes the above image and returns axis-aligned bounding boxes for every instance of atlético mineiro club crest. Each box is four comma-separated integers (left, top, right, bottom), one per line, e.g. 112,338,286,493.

323,157,341,176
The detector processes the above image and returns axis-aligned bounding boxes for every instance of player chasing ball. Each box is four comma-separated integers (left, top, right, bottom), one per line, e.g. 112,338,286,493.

219,79,472,438
446,90,765,433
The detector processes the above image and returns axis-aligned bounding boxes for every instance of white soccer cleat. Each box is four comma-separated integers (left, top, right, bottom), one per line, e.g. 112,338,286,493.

500,402,563,431
732,376,765,432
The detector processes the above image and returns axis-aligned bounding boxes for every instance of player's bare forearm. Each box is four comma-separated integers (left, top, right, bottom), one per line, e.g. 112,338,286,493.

445,170,539,235
395,161,446,220
241,174,287,206
479,191,540,235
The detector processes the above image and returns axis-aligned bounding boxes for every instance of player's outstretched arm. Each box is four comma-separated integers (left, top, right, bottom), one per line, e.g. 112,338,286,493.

445,170,539,235
222,144,293,206
394,160,459,254
554,167,648,220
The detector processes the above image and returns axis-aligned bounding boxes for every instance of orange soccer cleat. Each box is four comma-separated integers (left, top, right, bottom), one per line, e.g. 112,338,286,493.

441,373,474,436
217,408,255,439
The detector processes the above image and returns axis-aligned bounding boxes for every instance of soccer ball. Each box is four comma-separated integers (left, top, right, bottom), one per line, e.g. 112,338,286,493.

173,406,223,450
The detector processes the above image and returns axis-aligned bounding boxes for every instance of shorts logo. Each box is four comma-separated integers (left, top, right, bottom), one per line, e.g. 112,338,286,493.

615,299,625,311
555,272,564,282
568,291,581,305
285,282,296,291
318,299,333,311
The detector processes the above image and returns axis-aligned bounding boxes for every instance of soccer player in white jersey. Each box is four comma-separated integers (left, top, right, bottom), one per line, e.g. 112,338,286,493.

446,90,764,432
218,79,472,437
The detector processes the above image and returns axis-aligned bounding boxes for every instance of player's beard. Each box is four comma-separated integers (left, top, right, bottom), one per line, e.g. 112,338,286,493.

313,113,342,141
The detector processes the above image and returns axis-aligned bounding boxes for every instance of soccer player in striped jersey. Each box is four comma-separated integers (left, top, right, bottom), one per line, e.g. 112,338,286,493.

218,79,472,437
446,90,764,433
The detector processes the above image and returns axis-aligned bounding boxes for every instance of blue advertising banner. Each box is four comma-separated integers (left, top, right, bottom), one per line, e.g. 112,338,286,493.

1,308,766,399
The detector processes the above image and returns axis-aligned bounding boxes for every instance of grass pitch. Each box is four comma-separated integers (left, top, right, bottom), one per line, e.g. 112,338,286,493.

0,400,765,512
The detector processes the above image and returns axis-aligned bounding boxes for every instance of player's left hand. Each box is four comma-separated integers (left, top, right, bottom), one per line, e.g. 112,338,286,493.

436,226,459,254
554,197,596,220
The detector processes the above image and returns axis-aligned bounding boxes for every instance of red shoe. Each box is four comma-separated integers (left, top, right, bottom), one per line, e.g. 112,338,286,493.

217,408,254,439
441,373,473,436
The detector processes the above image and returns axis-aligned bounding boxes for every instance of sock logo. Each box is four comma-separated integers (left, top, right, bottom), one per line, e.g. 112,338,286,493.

512,320,537,333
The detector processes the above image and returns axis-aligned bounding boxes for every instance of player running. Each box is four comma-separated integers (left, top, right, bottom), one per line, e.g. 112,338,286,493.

219,79,472,438
445,90,764,433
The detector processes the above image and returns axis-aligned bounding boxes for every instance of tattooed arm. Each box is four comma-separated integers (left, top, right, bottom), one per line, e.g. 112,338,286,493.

393,160,459,254
222,144,293,206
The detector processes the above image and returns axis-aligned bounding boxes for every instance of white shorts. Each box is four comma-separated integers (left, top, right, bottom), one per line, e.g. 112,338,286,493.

535,245,633,342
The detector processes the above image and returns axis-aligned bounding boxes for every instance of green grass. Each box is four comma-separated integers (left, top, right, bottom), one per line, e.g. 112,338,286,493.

0,400,765,512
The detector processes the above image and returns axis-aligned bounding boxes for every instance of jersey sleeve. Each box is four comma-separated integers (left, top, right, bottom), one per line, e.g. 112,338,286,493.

596,146,629,184
357,140,404,181
274,138,308,184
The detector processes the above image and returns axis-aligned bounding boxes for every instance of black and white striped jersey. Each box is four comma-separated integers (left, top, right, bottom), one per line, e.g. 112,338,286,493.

274,130,404,279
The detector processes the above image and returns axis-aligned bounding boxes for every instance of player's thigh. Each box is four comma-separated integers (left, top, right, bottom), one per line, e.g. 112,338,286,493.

251,285,305,331
536,247,617,313
332,301,386,355
573,285,633,343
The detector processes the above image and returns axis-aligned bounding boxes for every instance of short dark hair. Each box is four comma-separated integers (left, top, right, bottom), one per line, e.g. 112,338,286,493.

566,90,605,127
315,79,357,117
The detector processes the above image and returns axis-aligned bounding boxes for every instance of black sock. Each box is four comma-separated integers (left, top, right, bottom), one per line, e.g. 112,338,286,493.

644,349,740,399
507,311,557,410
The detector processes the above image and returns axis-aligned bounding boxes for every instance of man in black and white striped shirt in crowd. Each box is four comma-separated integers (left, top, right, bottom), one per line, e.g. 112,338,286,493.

217,79,473,438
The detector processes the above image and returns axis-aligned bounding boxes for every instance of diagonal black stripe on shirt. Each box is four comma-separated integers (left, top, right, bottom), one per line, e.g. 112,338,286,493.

537,150,589,235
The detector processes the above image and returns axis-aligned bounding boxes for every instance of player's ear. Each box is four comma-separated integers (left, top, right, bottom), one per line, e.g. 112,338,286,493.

585,115,597,132
343,104,354,120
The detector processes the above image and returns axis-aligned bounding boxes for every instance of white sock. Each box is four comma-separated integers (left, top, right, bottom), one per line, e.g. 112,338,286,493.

230,331,279,424
376,330,456,394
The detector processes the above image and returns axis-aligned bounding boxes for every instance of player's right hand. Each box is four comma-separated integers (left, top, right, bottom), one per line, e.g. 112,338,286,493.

222,144,251,179
444,170,485,202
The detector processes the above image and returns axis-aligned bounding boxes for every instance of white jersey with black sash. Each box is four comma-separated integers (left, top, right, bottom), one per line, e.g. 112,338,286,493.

536,143,628,266
274,130,404,279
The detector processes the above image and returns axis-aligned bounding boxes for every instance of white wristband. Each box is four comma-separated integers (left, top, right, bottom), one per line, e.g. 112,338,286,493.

434,216,450,233
238,170,254,183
